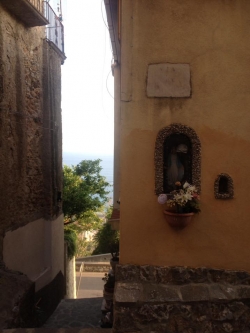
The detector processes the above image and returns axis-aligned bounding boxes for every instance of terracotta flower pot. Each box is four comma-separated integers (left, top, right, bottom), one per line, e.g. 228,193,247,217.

163,210,194,228
104,283,114,293
103,289,114,300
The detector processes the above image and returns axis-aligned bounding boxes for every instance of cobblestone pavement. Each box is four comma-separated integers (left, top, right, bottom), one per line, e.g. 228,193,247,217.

43,298,103,329
4,273,110,333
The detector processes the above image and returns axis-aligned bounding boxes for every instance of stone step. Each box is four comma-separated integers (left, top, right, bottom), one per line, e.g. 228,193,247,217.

4,329,112,333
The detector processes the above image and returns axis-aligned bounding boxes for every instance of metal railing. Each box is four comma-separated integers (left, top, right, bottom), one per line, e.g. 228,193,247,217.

76,263,84,298
43,1,65,55
27,0,44,14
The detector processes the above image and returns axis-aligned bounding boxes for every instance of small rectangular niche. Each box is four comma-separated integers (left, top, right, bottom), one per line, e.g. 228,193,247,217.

147,63,191,98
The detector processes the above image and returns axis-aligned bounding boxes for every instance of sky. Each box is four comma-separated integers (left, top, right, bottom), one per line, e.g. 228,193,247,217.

59,0,114,155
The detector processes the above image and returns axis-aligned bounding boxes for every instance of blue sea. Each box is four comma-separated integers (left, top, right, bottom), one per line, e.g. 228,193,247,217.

63,152,114,203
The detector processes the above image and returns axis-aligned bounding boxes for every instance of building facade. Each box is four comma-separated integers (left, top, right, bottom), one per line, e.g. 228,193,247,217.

105,0,250,331
0,0,65,328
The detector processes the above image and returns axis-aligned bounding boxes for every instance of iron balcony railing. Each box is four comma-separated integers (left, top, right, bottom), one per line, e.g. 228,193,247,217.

43,1,65,55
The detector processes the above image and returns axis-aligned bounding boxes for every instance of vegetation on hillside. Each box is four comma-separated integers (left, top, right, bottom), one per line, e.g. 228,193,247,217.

64,229,77,259
63,159,110,228
92,222,119,256
63,159,111,258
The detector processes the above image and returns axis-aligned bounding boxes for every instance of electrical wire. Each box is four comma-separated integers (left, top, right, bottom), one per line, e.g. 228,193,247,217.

101,0,113,55
100,0,115,103
101,0,109,29
101,23,107,117
106,69,114,99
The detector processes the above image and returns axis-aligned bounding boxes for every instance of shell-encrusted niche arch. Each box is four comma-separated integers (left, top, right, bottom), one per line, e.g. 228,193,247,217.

155,123,201,195
214,173,234,199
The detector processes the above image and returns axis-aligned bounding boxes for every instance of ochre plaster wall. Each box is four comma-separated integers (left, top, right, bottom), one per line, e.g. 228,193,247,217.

113,65,121,210
119,0,250,271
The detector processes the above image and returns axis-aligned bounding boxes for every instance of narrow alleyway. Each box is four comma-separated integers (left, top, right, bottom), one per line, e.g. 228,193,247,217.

43,273,105,329
3,273,111,333
42,298,103,329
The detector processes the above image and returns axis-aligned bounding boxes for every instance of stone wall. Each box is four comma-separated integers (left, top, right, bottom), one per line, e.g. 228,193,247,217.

76,253,112,262
83,262,111,272
0,264,36,329
0,3,62,250
0,7,45,242
0,3,64,329
114,265,250,333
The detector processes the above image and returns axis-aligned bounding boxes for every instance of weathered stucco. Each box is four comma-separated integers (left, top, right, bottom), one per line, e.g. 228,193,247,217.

3,214,64,291
118,0,250,271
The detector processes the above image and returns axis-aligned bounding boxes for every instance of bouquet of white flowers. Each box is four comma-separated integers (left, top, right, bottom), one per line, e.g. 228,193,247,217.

158,181,200,214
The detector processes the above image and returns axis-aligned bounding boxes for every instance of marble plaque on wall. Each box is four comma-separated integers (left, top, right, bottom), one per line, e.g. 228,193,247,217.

147,63,191,98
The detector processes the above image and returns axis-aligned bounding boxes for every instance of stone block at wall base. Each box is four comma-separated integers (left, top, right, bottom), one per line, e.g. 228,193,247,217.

34,271,65,326
0,267,65,330
113,265,250,333
0,265,36,330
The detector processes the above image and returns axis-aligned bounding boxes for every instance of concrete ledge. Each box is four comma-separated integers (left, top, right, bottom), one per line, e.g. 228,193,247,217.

0,0,49,27
76,253,111,263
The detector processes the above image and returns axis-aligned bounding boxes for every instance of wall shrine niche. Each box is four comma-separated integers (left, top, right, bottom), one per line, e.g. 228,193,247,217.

155,123,201,195
214,173,234,199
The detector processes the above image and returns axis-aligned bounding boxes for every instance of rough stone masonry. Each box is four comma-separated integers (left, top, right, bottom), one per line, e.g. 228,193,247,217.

113,265,250,333
0,3,63,329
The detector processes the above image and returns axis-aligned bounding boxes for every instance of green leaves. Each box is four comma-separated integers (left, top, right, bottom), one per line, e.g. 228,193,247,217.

92,222,119,257
63,159,113,259
64,229,77,259
63,159,110,230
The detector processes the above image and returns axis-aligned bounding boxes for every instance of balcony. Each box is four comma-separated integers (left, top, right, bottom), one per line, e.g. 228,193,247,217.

0,0,49,27
44,2,65,58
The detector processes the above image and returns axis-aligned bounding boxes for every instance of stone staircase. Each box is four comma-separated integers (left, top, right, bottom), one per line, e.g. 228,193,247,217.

2,292,112,333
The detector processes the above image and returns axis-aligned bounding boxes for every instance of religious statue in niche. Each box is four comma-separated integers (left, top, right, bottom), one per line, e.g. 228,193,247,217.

167,144,187,187
163,134,192,193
